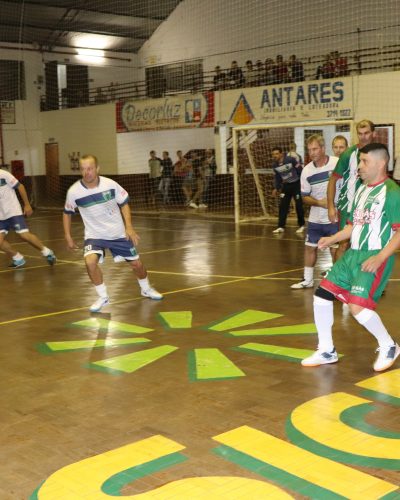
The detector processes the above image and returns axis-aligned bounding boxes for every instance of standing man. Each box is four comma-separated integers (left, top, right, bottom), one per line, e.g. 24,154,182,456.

291,135,338,289
159,151,173,204
302,143,400,371
63,154,163,313
148,150,162,206
271,147,305,233
0,167,56,267
327,120,375,260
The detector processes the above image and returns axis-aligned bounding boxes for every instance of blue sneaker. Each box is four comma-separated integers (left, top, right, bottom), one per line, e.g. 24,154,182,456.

9,257,26,268
46,252,56,265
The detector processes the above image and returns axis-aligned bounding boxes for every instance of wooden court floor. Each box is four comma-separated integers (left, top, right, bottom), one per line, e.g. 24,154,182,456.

1,210,399,499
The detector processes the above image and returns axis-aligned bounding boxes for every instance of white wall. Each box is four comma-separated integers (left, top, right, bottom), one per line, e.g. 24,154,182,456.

140,0,400,75
117,128,215,174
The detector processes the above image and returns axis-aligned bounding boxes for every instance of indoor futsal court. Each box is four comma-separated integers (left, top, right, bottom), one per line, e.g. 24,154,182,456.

1,210,400,498
2,0,400,498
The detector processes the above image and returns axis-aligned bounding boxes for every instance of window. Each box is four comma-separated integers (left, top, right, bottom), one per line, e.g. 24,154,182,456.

0,60,26,100
146,60,203,97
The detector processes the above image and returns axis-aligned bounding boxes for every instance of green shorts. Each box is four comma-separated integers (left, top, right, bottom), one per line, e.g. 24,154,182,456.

321,249,394,309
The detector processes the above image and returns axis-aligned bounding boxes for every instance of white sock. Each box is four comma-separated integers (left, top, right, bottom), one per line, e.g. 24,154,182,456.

41,247,51,257
13,252,24,261
354,309,394,348
138,276,150,291
314,296,334,352
95,283,108,298
304,266,314,283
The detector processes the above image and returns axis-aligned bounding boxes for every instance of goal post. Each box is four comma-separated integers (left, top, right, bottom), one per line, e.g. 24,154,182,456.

232,120,355,224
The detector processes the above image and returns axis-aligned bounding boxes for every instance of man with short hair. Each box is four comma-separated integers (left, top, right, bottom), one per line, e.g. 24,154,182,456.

271,147,305,233
148,150,162,206
291,135,338,289
63,154,162,313
331,135,348,157
327,120,375,260
0,168,56,268
302,143,400,372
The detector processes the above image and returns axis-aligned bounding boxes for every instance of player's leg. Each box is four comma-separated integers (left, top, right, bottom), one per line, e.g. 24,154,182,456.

291,230,317,288
347,255,399,371
274,186,290,232
294,186,305,231
0,236,26,267
84,244,109,312
12,214,56,265
130,259,163,300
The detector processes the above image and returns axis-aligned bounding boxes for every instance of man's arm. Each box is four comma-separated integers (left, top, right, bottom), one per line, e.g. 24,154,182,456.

17,184,33,216
361,228,400,273
302,195,327,208
327,174,338,223
120,203,139,246
63,212,78,249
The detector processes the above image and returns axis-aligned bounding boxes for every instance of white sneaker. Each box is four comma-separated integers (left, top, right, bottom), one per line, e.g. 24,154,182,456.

89,296,110,313
291,280,314,289
272,227,284,233
296,226,305,233
198,203,208,208
141,287,163,300
373,343,400,372
189,202,198,208
301,349,338,367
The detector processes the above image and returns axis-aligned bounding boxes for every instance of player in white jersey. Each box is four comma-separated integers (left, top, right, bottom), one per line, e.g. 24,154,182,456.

63,155,163,312
291,135,338,289
302,143,400,372
0,168,56,267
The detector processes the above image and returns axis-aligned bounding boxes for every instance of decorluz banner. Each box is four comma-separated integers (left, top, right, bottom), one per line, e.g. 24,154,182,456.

220,78,353,125
116,92,214,132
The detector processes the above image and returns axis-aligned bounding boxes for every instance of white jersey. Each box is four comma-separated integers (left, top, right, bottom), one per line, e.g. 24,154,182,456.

64,176,129,240
0,169,23,220
301,156,338,224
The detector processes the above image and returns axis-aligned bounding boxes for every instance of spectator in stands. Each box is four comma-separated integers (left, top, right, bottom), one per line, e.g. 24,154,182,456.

159,151,173,204
173,150,187,205
200,149,217,208
227,60,244,88
333,51,349,77
181,154,194,206
255,60,264,86
274,55,289,84
213,66,226,90
148,151,162,206
94,87,107,104
289,55,304,82
316,54,336,79
264,58,275,85
244,60,258,87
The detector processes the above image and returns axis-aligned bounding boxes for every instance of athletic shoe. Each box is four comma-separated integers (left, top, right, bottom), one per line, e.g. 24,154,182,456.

199,203,208,208
89,296,110,313
373,343,400,372
291,280,314,289
301,348,338,367
189,202,198,208
296,226,305,233
272,227,284,233
141,287,163,300
9,257,26,268
46,251,56,265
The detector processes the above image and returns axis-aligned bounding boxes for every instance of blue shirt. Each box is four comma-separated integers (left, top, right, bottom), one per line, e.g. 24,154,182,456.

273,155,302,189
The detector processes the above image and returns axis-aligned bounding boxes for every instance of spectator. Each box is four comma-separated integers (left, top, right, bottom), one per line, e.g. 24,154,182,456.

159,151,173,204
333,51,349,77
244,60,258,87
213,66,226,90
255,60,265,86
227,60,244,88
200,149,216,208
173,150,187,205
289,55,304,82
181,154,194,206
188,151,204,208
264,58,275,85
148,151,162,206
274,55,289,84
316,54,336,80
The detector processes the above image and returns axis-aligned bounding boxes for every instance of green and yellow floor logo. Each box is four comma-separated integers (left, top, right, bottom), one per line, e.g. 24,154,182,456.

37,309,328,381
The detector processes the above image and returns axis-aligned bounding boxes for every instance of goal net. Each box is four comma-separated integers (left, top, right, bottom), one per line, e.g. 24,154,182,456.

232,121,354,224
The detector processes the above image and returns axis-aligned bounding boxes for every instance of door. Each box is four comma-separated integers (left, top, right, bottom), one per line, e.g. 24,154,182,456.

45,143,60,204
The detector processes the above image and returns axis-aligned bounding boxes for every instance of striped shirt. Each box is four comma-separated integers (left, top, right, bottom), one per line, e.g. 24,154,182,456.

350,178,400,251
333,145,361,213
64,176,129,240
0,169,22,220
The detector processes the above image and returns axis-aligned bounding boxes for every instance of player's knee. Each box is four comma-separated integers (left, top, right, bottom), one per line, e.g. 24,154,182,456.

314,286,335,302
351,306,373,323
